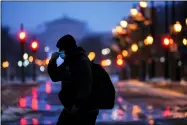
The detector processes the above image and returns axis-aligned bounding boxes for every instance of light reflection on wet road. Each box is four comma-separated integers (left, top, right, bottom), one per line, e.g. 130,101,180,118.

5,80,187,125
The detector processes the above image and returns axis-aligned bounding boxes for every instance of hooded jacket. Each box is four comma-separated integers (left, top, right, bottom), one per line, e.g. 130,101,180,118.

47,47,96,111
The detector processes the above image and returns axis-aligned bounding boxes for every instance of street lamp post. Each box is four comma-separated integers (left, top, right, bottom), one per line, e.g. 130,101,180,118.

162,37,172,79
163,1,170,79
18,24,26,83
30,39,39,82
149,1,156,79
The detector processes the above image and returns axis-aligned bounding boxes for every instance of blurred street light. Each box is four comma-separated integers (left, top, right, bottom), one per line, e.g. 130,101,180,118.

144,20,151,26
144,39,149,45
128,24,138,30
145,35,154,45
122,50,128,57
131,43,138,52
18,24,26,83
40,66,45,72
162,37,173,47
102,48,110,55
31,41,39,52
117,54,123,59
182,38,187,46
105,59,112,66
135,12,145,22
23,60,29,67
35,59,42,66
44,46,50,52
45,58,50,65
178,61,182,67
88,52,96,61
29,56,34,62
139,1,147,8
2,61,9,68
115,26,123,34
23,53,28,60
186,18,187,26
173,21,182,33
101,59,111,67
18,61,23,67
31,40,39,82
18,31,26,41
130,8,138,17
116,58,124,66
120,20,128,28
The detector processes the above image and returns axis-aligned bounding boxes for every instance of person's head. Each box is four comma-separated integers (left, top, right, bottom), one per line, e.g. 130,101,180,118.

56,34,77,52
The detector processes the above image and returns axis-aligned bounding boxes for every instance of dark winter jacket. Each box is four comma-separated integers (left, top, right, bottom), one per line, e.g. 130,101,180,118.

47,47,97,111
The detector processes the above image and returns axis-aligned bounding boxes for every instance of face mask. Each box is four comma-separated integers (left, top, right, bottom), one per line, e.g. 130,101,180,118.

56,51,65,67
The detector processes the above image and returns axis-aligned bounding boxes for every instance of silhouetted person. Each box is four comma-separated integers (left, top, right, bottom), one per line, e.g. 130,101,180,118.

47,35,99,125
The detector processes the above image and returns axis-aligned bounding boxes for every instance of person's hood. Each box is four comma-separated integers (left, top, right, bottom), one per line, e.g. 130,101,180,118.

56,34,77,51
65,47,86,57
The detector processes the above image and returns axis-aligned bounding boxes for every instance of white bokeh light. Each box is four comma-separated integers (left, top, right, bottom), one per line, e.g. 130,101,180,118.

40,66,45,72
160,57,165,63
178,61,182,66
23,60,29,67
102,48,111,55
44,46,50,52
18,61,22,67
23,53,28,60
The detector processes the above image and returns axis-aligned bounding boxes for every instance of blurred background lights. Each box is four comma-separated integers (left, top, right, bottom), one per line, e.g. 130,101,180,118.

160,57,165,63
120,20,128,28
102,48,110,55
40,66,45,72
44,46,50,52
29,56,34,62
18,61,23,67
23,53,28,60
2,61,9,68
23,60,29,67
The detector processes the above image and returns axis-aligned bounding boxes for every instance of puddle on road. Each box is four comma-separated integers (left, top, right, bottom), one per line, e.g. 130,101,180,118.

3,81,187,125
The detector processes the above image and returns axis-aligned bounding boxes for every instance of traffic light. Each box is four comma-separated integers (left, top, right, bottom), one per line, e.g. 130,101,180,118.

163,37,170,47
31,41,39,52
19,31,26,40
162,36,173,47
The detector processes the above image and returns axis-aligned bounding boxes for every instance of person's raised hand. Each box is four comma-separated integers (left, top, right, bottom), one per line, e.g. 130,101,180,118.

51,52,59,60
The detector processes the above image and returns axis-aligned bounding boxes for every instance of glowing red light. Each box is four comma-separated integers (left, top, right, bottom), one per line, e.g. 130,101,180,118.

19,98,26,108
163,38,170,46
46,82,51,94
31,98,38,110
162,36,173,47
32,118,38,125
31,41,39,51
19,31,26,40
20,117,27,125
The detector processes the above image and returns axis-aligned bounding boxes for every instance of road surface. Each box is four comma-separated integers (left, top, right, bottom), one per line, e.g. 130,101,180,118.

2,80,187,125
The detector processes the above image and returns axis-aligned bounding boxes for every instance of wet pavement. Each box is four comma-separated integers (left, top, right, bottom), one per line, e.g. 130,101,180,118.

2,80,187,125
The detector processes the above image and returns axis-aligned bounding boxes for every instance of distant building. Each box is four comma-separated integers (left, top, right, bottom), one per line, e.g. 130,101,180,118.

36,15,89,52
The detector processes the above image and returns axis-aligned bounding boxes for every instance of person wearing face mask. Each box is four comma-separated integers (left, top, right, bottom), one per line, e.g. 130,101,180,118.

47,34,99,125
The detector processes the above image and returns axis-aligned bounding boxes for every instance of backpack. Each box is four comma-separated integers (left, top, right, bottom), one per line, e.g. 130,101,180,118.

61,53,116,110
91,62,116,109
